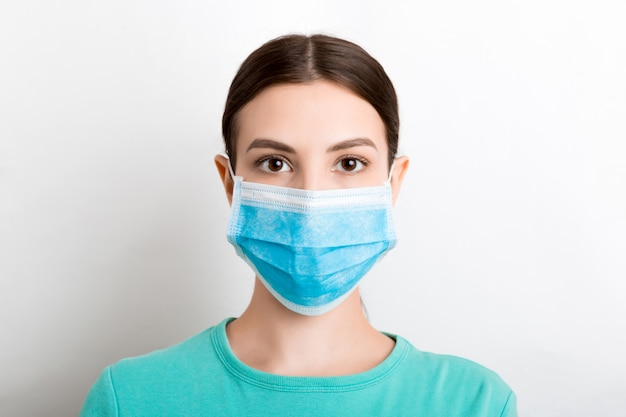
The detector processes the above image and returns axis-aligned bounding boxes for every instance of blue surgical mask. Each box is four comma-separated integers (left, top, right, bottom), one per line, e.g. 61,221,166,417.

226,170,397,316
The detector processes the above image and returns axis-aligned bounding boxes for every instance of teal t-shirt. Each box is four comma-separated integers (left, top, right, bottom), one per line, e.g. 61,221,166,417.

81,318,517,416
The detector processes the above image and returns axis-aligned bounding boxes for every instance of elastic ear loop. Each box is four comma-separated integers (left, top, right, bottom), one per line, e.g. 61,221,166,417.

222,153,237,179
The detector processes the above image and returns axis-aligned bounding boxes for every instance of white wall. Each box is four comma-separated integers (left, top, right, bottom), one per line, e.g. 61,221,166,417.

1,1,625,416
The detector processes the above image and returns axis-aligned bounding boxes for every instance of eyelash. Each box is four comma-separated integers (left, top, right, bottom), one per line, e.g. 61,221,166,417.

333,154,370,173
254,154,292,172
253,154,370,173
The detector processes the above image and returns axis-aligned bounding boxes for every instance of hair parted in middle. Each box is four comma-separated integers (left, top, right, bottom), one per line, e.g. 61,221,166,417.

222,34,399,171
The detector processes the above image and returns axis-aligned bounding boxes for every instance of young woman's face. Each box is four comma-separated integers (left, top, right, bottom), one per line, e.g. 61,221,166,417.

233,80,390,190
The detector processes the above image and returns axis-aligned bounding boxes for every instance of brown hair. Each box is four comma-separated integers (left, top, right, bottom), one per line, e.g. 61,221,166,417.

222,34,399,170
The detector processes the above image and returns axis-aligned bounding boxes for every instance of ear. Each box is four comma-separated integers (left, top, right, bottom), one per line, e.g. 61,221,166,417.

390,156,409,206
214,154,234,206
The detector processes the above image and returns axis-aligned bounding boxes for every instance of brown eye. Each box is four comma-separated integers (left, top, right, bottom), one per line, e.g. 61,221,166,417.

341,158,358,171
268,158,284,171
335,157,365,173
258,156,291,173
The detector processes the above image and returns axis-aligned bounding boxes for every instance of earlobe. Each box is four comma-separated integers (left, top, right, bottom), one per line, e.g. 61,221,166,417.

390,156,409,206
214,154,234,206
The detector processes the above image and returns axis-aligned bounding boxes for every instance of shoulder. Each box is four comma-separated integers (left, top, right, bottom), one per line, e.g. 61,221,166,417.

391,335,517,416
395,335,509,388
109,320,226,382
80,320,230,416
103,321,225,391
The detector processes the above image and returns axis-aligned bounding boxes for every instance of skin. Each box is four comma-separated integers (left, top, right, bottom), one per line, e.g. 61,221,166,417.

215,80,409,376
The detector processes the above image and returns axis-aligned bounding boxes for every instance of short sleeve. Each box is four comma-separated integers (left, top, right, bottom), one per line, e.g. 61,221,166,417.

80,367,119,417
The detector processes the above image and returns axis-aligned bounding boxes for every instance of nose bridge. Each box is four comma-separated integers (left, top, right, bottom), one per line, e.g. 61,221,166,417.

292,157,328,191
295,169,322,191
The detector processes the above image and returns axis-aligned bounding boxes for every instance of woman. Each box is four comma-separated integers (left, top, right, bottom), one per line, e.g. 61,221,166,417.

81,34,517,416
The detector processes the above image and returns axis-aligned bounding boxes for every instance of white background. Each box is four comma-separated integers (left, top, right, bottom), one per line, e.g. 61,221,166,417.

1,1,625,416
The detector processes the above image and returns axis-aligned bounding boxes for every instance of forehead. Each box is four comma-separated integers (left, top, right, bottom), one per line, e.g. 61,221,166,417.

235,81,387,151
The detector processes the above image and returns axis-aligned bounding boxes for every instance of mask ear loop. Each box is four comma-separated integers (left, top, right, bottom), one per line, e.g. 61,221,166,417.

222,153,237,180
228,161,236,180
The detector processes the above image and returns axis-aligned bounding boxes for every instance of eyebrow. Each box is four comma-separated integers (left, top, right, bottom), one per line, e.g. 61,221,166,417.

245,137,377,154
246,139,296,153
326,138,377,152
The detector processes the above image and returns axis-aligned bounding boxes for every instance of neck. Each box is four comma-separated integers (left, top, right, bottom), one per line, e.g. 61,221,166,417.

226,277,394,376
